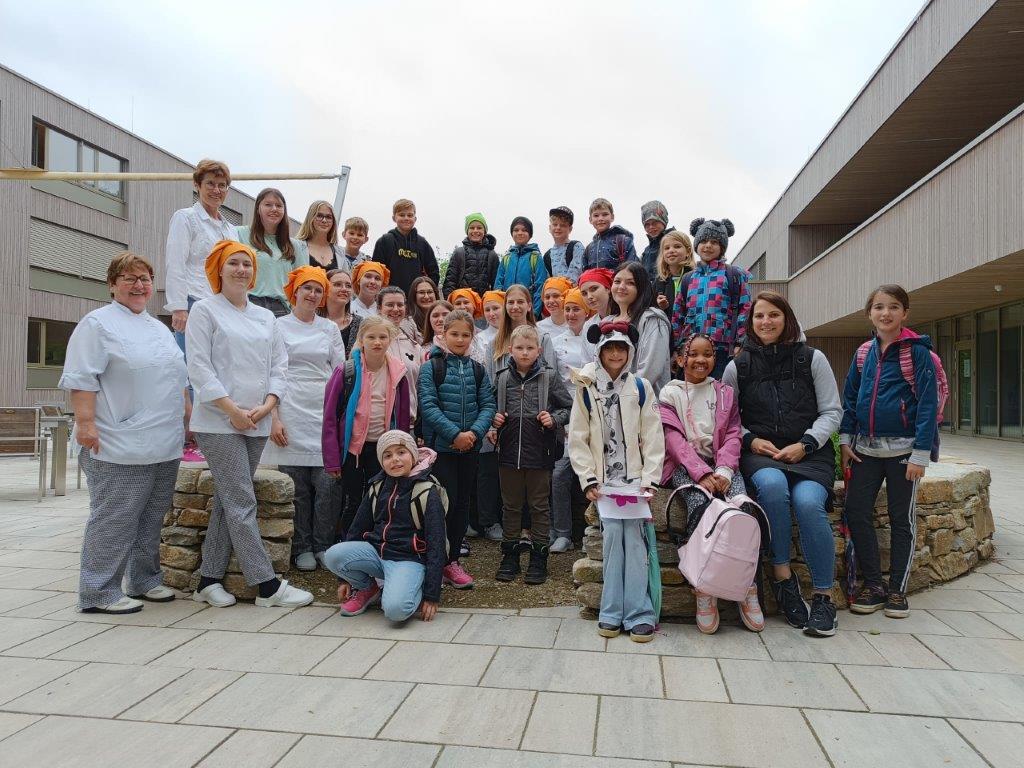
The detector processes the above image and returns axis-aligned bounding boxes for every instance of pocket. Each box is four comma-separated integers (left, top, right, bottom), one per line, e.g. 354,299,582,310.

412,534,427,554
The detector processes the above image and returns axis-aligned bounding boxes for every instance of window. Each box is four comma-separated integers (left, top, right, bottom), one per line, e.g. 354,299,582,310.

751,253,767,281
32,120,126,200
26,318,76,368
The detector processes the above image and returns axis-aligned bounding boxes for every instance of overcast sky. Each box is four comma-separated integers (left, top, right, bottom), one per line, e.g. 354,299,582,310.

1,0,922,258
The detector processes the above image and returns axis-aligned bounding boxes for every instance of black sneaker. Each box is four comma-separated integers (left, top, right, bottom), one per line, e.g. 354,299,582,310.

459,538,471,558
884,591,910,618
804,593,838,637
772,574,809,629
597,622,621,638
850,583,887,614
629,623,655,643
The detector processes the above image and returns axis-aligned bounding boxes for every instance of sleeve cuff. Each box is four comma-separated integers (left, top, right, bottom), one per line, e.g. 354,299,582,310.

909,449,931,468
57,373,100,392
839,434,853,446
195,381,229,404
714,466,734,482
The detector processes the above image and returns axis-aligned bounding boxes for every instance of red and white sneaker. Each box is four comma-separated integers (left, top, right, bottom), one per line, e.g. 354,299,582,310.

695,591,720,634
339,582,381,616
443,561,475,589
738,585,766,632
182,446,205,463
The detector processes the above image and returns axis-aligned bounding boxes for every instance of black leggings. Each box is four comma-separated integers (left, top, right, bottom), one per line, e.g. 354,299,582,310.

433,451,478,563
339,442,380,536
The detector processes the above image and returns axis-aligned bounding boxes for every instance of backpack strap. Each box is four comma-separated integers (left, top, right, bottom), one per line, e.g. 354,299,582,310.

368,479,384,520
636,376,646,409
855,340,872,373
565,240,579,267
615,235,627,264
543,248,552,277
337,358,357,422
409,480,433,531
538,369,550,416
581,386,592,414
793,343,814,384
472,358,485,390
724,264,742,305
733,349,751,386
898,343,917,396
431,355,446,390
495,369,509,415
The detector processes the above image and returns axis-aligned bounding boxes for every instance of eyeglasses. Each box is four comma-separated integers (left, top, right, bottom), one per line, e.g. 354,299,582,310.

118,275,153,286
314,213,334,222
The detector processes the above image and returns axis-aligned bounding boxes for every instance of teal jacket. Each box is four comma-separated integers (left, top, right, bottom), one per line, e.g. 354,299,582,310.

494,242,548,316
417,347,496,453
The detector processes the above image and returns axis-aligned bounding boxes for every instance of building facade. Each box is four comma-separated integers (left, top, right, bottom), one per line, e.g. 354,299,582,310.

733,0,1024,441
0,65,273,406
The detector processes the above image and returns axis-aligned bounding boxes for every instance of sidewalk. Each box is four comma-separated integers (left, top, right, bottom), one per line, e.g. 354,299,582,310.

0,440,1022,767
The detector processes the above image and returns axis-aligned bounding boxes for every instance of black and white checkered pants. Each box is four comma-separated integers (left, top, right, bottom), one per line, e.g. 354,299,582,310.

195,432,276,585
78,451,179,610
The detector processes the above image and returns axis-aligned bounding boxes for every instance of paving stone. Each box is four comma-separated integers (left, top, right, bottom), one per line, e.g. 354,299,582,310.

977,611,1024,640
34,574,78,592
276,735,440,767
521,692,598,755
1,622,109,658
436,746,672,767
1,592,78,618
308,638,395,678
51,624,202,665
553,618,608,651
0,656,83,705
948,720,1024,768
0,588,61,613
198,730,302,768
984,589,1024,612
614,622,770,660
720,659,864,710
520,606,583,618
860,632,950,668
0,715,232,768
4,661,186,716
761,629,887,665
118,668,242,723
0,550,80,568
170,604,291,632
0,712,41,740
994,573,1024,591
596,696,828,766
822,609,961,636
839,664,1024,720
454,613,560,648
367,641,495,686
45,598,207,627
0,616,68,651
0,567,77,589
660,657,728,702
309,608,468,642
804,710,987,767
482,646,662,697
258,606,335,634
183,673,411,737
916,634,1024,674
906,588,1015,612
152,629,343,674
924,609,1014,639
381,683,534,749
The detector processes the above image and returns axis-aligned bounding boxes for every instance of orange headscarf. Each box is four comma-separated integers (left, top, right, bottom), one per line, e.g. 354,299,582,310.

540,276,574,316
481,289,506,307
283,266,329,307
563,287,592,316
205,240,258,294
352,261,390,291
448,288,483,318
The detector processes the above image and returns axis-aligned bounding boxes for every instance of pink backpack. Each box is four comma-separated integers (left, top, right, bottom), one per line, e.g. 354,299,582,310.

667,485,769,602
855,340,949,421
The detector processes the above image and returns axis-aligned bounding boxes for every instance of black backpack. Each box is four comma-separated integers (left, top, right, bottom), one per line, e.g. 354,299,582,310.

431,354,485,391
543,240,580,277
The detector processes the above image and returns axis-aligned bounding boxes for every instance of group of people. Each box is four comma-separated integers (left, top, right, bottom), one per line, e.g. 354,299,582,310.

59,158,940,643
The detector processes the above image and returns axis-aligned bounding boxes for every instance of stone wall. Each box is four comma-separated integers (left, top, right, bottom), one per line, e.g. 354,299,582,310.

573,459,994,618
160,466,296,600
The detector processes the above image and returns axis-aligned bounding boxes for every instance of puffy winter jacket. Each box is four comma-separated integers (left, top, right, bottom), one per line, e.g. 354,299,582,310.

372,227,439,293
417,347,496,453
582,225,638,271
495,242,548,316
495,360,572,470
641,226,675,281
346,447,446,603
442,234,499,297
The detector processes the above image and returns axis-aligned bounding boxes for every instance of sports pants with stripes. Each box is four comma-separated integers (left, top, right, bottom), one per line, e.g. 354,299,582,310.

78,451,179,610
844,453,919,593
195,432,276,585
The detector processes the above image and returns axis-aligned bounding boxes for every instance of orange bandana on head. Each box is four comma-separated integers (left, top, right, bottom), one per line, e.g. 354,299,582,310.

206,240,258,294
447,288,483,318
283,266,329,307
563,287,592,317
351,261,390,291
540,276,574,316
481,289,506,307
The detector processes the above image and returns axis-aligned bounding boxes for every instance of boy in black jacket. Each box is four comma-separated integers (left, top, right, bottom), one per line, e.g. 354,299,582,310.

372,198,439,293
323,431,446,622
488,325,572,585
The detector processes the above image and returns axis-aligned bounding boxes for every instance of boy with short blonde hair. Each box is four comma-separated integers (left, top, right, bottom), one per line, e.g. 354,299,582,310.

582,198,638,271
372,199,439,293
338,216,370,272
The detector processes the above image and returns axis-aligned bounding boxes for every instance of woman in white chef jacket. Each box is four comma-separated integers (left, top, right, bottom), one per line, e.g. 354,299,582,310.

60,252,187,614
185,240,314,608
263,266,345,572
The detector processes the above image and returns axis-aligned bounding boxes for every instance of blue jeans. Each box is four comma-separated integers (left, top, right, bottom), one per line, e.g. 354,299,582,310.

323,541,425,622
750,467,835,591
599,518,654,630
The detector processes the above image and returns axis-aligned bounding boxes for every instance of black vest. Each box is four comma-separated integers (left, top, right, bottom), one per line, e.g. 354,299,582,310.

735,342,818,447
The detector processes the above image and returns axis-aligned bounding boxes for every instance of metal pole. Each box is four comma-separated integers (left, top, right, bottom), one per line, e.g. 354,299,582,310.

0,169,346,182
333,166,352,220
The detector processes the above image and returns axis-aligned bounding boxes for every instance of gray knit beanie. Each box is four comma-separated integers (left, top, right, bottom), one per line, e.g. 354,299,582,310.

690,217,735,255
641,200,669,226
376,430,419,466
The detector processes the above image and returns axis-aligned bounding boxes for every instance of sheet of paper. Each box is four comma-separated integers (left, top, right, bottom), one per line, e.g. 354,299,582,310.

595,483,653,520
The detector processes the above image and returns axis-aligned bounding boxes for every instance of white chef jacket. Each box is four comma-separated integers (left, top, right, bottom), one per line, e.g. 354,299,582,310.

262,313,346,466
59,301,186,464
164,202,239,312
351,296,378,318
185,294,288,436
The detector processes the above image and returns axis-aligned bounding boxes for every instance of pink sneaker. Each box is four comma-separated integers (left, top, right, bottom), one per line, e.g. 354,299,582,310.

443,561,475,590
695,591,720,634
339,582,381,616
182,446,205,463
739,585,765,632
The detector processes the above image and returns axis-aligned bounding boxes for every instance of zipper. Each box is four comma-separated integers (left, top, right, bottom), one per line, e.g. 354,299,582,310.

379,484,398,556
459,357,466,431
900,399,908,429
868,341,887,438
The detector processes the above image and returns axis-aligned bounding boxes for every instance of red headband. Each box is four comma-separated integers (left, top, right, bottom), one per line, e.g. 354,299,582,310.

578,268,614,289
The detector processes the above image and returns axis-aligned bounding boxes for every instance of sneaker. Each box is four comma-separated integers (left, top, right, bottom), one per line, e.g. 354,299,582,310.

466,525,480,538
884,591,910,619
443,561,475,589
772,573,809,629
738,585,765,632
549,536,572,554
182,446,205,463
294,552,317,571
850,583,888,614
482,523,504,541
629,623,655,643
460,538,471,558
192,582,236,608
338,582,381,616
314,551,328,569
128,585,175,603
804,593,838,637
597,622,621,638
517,535,531,553
695,592,720,634
255,579,314,608
82,595,143,614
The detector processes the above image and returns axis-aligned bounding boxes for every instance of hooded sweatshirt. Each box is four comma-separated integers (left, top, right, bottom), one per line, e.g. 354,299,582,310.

372,227,439,293
641,225,676,281
658,379,741,485
582,225,638,271
495,242,548,316
442,234,499,297
633,307,672,394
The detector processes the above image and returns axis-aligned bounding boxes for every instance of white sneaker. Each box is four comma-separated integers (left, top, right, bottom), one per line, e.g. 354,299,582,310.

550,537,572,553
294,552,317,571
193,583,236,608
314,551,328,569
129,585,175,602
254,579,314,608
82,595,143,614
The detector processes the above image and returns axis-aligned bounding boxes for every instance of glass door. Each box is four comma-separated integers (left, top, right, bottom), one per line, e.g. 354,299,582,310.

955,343,974,432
